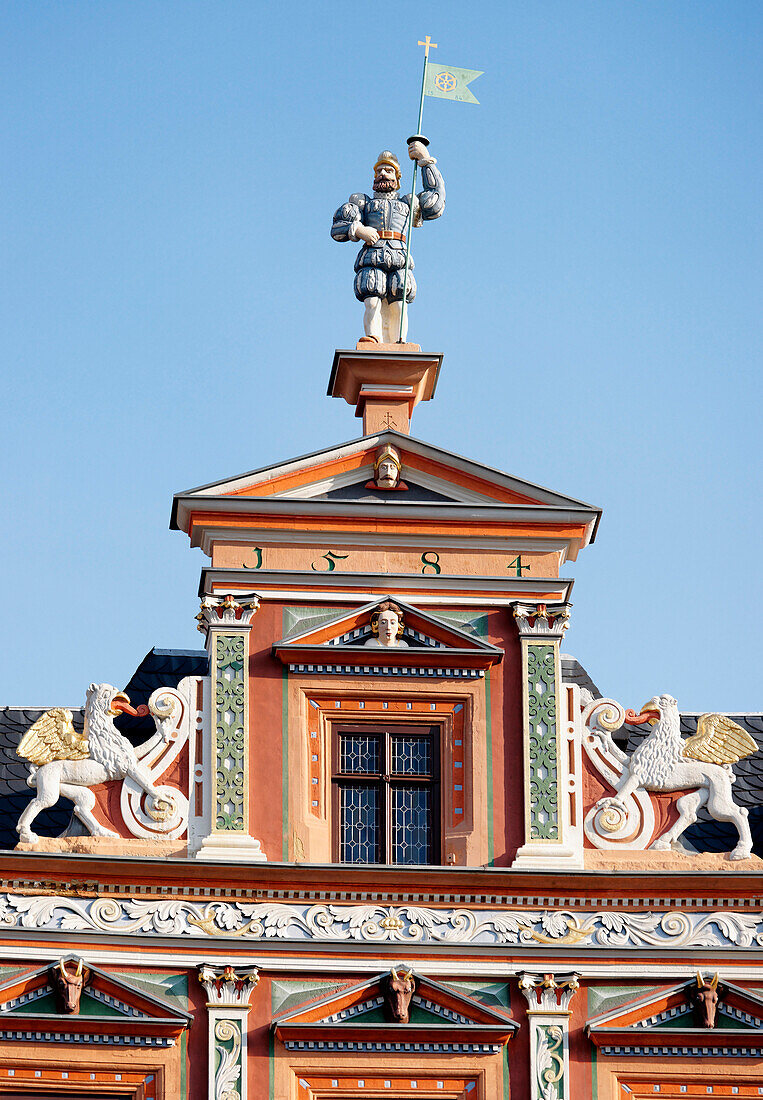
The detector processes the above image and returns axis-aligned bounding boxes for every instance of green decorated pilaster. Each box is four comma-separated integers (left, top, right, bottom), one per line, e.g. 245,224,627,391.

196,594,266,862
198,964,259,1100
518,972,580,1100
511,602,583,869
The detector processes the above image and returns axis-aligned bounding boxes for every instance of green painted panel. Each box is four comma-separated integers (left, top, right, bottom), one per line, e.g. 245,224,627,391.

587,984,652,1017
10,992,122,1017
654,1010,750,1031
447,979,509,1008
8,992,58,1015
433,610,489,637
282,606,337,639
270,979,349,1017
526,643,559,840
214,632,246,831
113,971,189,1008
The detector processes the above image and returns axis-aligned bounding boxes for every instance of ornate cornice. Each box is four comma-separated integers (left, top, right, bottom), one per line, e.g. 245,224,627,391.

1,895,761,951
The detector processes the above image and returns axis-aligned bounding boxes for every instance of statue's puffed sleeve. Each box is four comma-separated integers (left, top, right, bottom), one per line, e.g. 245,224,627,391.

331,193,368,242
417,160,445,221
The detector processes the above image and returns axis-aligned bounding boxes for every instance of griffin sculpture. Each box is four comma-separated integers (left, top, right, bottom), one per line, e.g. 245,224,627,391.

601,694,757,859
16,682,171,843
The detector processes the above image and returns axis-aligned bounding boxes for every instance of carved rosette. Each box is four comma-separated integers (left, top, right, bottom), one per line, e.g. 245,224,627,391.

198,965,259,1100
196,595,267,861
519,972,580,1100
512,604,573,866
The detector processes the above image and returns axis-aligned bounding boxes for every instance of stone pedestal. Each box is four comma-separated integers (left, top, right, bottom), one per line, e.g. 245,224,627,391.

328,343,443,435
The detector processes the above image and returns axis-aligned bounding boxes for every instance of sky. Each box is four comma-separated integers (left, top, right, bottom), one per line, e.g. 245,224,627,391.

2,0,761,712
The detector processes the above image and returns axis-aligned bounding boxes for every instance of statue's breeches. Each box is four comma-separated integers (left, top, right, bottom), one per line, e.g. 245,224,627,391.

353,244,416,303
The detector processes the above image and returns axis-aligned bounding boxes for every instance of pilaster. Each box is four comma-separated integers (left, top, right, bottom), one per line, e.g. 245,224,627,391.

511,602,583,869
518,972,580,1100
198,964,260,1100
196,594,267,862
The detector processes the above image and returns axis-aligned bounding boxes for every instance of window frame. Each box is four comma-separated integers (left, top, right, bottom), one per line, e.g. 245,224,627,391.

330,722,441,865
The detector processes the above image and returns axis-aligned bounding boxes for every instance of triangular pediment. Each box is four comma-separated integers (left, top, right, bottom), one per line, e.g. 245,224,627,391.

587,978,763,1055
273,597,502,678
0,957,190,1044
273,970,517,1054
172,431,599,513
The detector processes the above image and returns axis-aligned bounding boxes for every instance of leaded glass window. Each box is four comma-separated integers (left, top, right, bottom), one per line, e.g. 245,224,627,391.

333,726,439,865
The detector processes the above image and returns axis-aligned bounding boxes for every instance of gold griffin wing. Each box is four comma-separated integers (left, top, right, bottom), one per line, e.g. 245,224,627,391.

682,713,758,766
16,708,89,766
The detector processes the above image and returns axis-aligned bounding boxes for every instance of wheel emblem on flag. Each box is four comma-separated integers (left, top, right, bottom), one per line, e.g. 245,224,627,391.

434,71,457,93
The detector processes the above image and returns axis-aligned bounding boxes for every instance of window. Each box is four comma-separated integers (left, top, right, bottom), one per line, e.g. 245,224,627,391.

332,725,439,864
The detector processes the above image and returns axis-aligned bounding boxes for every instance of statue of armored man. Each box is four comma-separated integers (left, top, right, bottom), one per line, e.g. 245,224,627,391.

331,138,445,343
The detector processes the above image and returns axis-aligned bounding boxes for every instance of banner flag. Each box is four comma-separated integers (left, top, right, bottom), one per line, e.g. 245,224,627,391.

424,63,483,104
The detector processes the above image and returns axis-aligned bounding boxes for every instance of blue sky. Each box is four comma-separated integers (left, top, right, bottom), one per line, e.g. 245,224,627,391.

2,1,761,711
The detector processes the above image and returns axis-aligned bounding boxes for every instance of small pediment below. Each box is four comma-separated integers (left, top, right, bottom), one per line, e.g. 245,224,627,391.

273,597,502,679
273,970,516,1054
0,957,190,1045
587,978,763,1055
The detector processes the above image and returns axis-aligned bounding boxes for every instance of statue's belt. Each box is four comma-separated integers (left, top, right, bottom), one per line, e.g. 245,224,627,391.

375,230,406,243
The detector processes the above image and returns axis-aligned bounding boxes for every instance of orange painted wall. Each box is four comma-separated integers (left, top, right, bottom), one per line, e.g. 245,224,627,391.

488,611,524,865
248,601,288,861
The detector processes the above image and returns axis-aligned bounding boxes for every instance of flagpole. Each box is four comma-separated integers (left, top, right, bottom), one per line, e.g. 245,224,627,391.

398,36,436,343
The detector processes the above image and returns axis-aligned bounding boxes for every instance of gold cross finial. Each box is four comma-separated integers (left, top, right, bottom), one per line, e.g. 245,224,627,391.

418,36,437,58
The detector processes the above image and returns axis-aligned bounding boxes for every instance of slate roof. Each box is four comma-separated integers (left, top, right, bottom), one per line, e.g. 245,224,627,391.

0,648,207,851
561,655,602,700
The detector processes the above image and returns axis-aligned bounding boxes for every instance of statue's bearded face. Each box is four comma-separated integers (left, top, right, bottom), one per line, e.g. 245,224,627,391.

374,165,399,193
376,459,399,488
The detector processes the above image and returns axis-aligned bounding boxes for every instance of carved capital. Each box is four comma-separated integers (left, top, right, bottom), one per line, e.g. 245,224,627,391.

513,602,571,639
518,971,580,1013
198,964,260,1008
196,594,260,636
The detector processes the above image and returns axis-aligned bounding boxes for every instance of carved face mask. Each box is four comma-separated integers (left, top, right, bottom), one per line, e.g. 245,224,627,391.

377,610,400,646
376,460,399,488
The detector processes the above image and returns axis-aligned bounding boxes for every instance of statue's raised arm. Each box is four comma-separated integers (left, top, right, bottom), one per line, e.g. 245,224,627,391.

331,138,445,344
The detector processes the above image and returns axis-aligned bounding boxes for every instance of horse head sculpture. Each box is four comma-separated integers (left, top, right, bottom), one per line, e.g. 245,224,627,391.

691,972,720,1028
50,958,89,1014
383,967,415,1023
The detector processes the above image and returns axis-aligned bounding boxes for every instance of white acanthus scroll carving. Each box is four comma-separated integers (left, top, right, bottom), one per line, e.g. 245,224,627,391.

582,697,655,850
2,895,763,949
121,686,191,839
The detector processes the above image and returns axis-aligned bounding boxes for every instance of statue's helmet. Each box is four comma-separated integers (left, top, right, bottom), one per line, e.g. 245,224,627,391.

374,443,402,474
374,150,402,186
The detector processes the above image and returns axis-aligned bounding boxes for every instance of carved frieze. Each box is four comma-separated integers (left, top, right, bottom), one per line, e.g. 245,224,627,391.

3,894,762,950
